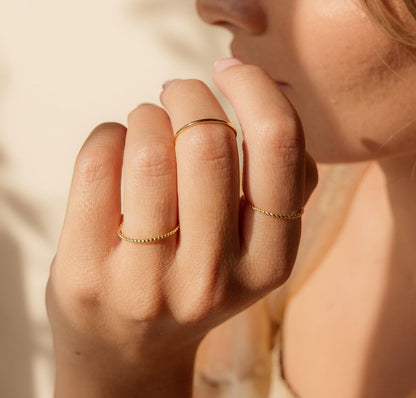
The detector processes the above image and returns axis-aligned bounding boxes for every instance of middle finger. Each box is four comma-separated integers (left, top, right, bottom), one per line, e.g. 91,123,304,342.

161,79,240,269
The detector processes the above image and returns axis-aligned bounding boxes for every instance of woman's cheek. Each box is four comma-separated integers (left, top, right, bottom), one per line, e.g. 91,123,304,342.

287,5,416,162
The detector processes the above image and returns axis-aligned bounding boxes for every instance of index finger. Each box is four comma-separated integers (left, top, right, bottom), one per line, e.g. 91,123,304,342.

214,58,306,289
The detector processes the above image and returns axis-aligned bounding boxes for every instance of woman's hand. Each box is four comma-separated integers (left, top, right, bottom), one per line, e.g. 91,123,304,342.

45,58,318,397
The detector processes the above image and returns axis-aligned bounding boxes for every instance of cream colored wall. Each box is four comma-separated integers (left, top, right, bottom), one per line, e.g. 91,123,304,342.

0,1,231,396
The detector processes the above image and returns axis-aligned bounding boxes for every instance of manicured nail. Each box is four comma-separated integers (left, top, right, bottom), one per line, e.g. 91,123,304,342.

214,57,243,72
162,79,181,91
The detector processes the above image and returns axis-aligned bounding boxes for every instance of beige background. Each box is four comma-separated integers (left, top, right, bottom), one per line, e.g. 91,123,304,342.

0,1,232,396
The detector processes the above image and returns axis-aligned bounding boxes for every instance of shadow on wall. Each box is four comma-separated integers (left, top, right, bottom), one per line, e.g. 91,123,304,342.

0,231,34,398
0,63,50,398
123,0,229,66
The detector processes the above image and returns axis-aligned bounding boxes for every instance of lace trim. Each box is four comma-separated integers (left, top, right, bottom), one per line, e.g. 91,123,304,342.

278,345,301,397
277,327,301,398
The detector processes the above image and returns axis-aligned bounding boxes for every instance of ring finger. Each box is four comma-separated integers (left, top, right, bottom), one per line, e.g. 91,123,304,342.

121,104,178,257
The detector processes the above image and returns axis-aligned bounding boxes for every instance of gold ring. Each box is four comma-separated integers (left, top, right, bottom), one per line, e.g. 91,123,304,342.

117,221,180,244
174,118,237,144
242,195,304,220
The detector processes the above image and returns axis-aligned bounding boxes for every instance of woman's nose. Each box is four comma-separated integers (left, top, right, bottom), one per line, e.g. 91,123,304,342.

196,0,266,34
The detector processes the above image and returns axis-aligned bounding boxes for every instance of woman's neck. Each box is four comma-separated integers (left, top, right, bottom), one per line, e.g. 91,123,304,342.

378,153,416,260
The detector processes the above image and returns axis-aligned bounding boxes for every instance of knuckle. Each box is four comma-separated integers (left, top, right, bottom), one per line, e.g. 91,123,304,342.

270,264,293,287
75,122,125,184
75,149,117,185
236,258,293,295
127,141,175,177
111,294,165,324
182,260,237,323
105,277,166,323
49,263,103,312
254,116,304,167
67,283,101,309
255,115,303,149
185,125,235,167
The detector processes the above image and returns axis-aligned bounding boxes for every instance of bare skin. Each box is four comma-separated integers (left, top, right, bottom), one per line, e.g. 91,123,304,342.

282,158,416,398
46,0,416,396
46,60,318,397
195,0,416,397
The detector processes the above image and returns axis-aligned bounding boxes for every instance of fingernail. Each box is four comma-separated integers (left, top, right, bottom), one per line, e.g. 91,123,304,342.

214,57,243,72
162,79,181,91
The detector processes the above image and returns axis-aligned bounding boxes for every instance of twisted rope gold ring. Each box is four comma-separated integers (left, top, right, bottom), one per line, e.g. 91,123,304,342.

117,221,180,244
242,195,304,219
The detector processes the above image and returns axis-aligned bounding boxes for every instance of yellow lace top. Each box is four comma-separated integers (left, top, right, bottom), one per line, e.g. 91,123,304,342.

268,327,299,398
193,317,298,398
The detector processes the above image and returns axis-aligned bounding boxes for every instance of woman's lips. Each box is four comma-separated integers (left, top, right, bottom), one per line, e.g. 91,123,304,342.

275,80,290,88
229,46,290,87
275,80,289,86
230,45,290,87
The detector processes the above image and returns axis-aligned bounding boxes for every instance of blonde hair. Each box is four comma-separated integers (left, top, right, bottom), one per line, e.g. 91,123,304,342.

360,0,416,47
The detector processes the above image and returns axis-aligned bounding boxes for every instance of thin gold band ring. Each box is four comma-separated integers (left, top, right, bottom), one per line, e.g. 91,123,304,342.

174,118,237,144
